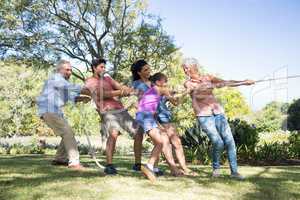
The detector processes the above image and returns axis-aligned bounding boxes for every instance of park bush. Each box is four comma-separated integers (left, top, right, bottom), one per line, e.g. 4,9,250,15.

253,102,287,133
181,124,211,164
254,131,299,161
255,142,289,161
181,119,259,164
287,99,300,131
288,131,300,159
230,119,259,160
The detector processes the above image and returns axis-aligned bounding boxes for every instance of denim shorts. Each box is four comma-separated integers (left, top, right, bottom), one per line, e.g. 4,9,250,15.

136,112,158,133
156,112,173,124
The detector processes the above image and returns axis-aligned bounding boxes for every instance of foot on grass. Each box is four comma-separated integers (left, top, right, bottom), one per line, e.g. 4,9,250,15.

141,164,156,182
104,164,117,175
212,169,221,178
230,173,245,180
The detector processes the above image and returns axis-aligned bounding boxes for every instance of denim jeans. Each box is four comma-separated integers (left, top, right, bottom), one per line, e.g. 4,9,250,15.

197,114,238,174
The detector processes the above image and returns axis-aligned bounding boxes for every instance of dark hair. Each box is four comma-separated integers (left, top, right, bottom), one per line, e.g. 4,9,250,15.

131,59,148,81
149,72,167,84
91,58,106,73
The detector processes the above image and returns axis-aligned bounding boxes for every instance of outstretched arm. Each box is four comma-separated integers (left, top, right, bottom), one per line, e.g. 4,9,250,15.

210,76,255,88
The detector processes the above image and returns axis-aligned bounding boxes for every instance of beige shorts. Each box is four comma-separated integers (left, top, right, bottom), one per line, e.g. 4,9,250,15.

99,110,143,138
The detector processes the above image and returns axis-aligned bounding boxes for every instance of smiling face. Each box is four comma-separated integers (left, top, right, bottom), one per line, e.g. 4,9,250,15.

182,64,200,79
58,63,72,80
93,63,106,76
138,64,151,80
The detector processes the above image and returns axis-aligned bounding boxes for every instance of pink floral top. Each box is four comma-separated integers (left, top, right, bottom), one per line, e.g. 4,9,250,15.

184,75,224,116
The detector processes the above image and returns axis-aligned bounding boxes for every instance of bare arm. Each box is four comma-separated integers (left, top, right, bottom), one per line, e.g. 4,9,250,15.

103,77,133,98
210,76,255,88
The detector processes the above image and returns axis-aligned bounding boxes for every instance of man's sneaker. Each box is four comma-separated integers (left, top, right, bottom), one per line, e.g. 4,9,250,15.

212,169,221,178
104,164,117,175
51,160,68,166
132,163,142,171
230,173,245,180
153,167,164,176
141,164,156,182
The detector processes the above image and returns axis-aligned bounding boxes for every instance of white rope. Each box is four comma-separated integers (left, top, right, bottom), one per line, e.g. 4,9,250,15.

255,75,300,83
84,130,105,169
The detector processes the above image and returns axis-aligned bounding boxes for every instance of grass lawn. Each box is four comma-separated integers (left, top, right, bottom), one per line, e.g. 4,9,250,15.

0,155,299,200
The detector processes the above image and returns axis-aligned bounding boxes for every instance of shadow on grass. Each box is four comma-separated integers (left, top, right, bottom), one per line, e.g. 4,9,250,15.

240,166,300,200
1,155,300,200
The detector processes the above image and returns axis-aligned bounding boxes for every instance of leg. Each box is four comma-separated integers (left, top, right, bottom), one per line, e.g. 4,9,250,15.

160,130,183,176
42,113,80,166
215,115,238,174
106,129,119,165
133,132,143,165
54,139,68,162
164,123,189,173
147,128,163,167
118,111,144,166
198,116,224,171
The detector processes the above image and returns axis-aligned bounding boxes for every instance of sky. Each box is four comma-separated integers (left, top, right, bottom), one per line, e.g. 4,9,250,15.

147,0,300,110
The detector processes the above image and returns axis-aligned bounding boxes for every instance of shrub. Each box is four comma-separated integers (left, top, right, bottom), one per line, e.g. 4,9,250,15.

181,124,211,164
253,102,286,133
0,146,7,155
255,142,289,161
288,131,300,159
229,119,259,160
287,99,300,132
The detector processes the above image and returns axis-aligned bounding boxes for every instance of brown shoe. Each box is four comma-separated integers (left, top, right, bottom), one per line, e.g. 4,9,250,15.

141,164,156,183
68,164,86,171
51,160,68,166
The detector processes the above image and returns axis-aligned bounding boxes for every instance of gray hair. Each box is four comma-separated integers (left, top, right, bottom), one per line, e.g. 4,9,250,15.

182,57,202,70
55,59,70,72
182,57,204,79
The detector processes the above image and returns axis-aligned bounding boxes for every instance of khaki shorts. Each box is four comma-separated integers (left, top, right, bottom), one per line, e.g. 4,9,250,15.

99,110,143,138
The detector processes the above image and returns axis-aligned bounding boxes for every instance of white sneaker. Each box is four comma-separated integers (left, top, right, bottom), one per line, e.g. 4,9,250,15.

212,169,221,178
230,173,245,180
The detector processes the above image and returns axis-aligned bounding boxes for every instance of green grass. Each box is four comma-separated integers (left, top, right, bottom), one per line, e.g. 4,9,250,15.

0,155,299,200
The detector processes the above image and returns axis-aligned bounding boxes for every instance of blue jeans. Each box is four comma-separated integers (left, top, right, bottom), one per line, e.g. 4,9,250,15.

197,114,238,174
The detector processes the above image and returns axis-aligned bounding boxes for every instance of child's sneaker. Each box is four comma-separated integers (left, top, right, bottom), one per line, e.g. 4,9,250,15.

141,164,156,182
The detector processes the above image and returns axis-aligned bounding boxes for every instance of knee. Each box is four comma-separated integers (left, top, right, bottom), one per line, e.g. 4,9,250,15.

134,133,144,142
212,138,224,150
171,135,182,149
109,131,119,140
162,134,170,145
154,137,164,149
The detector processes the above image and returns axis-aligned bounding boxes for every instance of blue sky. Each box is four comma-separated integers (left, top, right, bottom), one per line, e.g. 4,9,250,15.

147,0,300,110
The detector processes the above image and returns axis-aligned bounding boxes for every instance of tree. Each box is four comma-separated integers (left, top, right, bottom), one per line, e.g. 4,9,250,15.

253,101,286,132
214,87,251,119
0,0,177,80
287,99,300,132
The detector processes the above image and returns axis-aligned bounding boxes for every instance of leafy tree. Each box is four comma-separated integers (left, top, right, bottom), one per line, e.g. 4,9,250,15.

0,0,177,80
214,87,251,119
287,99,300,132
253,101,286,132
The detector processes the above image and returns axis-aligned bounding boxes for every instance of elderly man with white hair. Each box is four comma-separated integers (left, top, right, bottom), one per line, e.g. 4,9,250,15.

37,59,90,170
